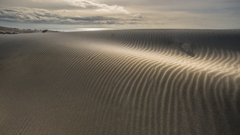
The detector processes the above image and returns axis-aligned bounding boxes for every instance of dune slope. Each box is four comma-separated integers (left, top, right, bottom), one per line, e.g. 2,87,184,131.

0,30,240,135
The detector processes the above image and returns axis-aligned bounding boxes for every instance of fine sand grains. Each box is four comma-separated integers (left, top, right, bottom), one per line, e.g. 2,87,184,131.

0,30,240,135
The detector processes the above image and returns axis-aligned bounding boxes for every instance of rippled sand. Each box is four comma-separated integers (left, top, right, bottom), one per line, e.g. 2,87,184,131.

0,30,240,135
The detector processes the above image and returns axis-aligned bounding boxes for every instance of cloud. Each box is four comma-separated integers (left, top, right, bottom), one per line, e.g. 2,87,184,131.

62,0,130,14
132,14,143,18
31,0,130,14
95,9,110,12
0,7,142,25
0,0,144,27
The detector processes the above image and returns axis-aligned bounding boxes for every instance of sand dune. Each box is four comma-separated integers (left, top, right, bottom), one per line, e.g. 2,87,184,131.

0,26,58,34
0,30,240,135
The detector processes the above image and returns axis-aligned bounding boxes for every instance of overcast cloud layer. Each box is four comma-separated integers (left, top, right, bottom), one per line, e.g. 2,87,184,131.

0,0,240,29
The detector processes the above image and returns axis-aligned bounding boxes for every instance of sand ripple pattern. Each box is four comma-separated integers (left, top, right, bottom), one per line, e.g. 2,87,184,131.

0,30,240,135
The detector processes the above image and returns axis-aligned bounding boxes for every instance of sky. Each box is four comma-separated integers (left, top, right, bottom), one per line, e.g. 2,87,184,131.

0,0,240,29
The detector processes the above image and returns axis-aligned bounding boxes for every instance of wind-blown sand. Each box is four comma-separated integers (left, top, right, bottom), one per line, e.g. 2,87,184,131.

0,29,240,135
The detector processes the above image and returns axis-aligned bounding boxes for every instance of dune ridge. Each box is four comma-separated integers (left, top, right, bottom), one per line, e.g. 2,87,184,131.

0,30,240,135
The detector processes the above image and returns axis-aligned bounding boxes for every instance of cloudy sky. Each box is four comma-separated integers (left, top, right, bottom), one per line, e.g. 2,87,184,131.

0,0,240,29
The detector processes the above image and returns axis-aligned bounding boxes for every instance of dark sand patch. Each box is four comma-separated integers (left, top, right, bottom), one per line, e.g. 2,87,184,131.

179,43,195,57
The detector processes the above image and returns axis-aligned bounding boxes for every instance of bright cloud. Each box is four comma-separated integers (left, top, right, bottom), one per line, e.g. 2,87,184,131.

62,0,130,14
31,0,131,14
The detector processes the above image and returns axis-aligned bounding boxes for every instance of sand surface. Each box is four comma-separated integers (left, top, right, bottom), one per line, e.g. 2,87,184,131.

0,29,240,135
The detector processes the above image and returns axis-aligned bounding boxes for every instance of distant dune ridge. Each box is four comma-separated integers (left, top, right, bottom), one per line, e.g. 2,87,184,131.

0,26,57,34
0,29,240,135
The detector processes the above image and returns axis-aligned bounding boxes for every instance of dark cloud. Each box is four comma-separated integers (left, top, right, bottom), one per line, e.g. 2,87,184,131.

68,16,118,21
0,7,142,25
